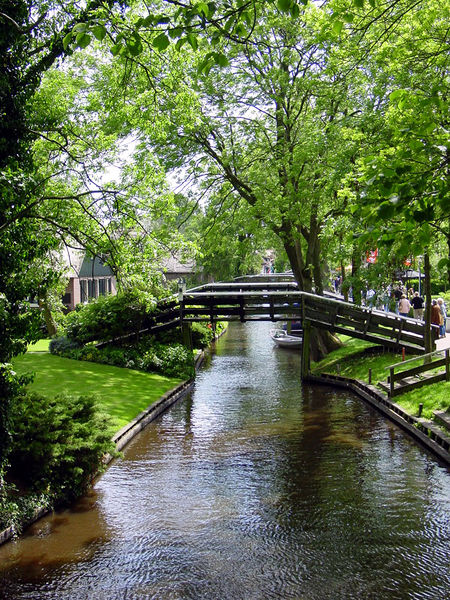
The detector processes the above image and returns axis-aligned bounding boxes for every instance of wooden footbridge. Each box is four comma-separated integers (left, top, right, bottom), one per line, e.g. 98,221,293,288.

141,280,434,362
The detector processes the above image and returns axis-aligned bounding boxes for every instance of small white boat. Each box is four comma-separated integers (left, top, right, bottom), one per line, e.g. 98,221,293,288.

270,328,303,348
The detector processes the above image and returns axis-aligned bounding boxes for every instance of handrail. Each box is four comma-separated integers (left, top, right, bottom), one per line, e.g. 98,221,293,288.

386,347,446,369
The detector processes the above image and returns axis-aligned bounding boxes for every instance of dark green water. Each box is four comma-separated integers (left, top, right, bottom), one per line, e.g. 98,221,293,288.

0,322,449,599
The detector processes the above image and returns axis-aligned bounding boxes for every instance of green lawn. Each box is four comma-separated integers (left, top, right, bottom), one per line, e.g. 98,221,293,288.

27,339,51,352
13,353,184,430
312,337,450,420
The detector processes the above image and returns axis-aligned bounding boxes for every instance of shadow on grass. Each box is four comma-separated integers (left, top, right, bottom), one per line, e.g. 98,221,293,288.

13,354,184,429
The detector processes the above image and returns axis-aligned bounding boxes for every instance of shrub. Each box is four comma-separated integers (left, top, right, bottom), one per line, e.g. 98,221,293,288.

65,290,156,345
191,322,215,348
8,392,117,503
146,343,194,379
49,336,81,355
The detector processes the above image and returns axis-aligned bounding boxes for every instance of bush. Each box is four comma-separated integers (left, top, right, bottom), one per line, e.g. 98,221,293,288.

8,392,117,503
191,322,215,348
65,290,156,345
49,336,81,355
149,343,194,379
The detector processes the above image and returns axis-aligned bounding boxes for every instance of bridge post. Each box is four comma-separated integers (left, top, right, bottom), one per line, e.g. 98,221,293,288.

182,322,193,352
301,320,311,379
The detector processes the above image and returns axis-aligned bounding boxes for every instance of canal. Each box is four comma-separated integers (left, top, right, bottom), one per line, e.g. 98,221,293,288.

0,322,449,599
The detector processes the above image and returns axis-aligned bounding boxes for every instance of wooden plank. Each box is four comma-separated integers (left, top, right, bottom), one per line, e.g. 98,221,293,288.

390,372,447,396
390,357,447,382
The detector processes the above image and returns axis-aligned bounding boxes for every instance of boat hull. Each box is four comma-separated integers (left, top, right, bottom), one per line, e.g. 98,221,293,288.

270,329,303,348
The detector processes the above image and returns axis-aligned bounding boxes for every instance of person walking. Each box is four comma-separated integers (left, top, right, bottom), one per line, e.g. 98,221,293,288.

431,299,441,341
410,291,424,320
398,294,411,317
393,285,403,314
437,298,447,338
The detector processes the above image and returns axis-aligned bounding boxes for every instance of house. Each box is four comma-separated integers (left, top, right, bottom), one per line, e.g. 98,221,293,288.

159,254,197,283
62,248,117,311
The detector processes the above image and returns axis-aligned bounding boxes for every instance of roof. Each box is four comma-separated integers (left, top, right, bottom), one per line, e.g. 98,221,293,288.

160,255,196,274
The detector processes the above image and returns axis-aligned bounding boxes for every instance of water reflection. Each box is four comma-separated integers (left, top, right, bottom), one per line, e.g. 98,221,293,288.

0,322,449,599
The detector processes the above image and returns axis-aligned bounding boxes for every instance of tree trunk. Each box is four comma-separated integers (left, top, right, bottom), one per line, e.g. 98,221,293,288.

38,296,58,337
447,219,450,289
351,245,362,305
283,233,342,361
423,250,433,356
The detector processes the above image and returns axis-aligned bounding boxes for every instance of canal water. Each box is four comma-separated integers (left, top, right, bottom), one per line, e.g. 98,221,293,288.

0,322,449,599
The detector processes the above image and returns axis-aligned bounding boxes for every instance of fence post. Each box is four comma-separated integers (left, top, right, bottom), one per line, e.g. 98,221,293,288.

368,368,372,384
182,322,193,352
446,349,450,382
389,366,395,397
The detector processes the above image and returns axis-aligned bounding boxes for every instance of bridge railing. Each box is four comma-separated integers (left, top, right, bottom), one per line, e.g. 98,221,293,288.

178,287,433,352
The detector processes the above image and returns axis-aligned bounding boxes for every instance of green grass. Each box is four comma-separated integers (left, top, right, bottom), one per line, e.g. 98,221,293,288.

395,383,450,419
13,353,183,430
311,336,449,420
27,338,51,352
311,336,402,382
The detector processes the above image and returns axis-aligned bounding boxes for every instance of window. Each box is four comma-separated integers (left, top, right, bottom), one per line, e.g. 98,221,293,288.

99,278,106,296
80,280,88,302
88,279,96,299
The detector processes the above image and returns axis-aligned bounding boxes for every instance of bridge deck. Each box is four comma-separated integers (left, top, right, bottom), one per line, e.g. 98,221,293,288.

142,282,434,353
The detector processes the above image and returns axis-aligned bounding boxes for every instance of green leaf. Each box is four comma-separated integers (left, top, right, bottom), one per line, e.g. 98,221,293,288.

437,258,449,270
186,33,198,51
142,15,154,27
127,38,143,56
73,23,87,34
342,13,354,23
76,33,92,49
152,33,170,51
353,0,364,7
290,3,300,18
389,89,404,101
377,202,395,219
110,43,122,56
277,0,292,12
175,38,187,51
213,52,229,67
332,21,343,35
169,27,183,39
63,33,73,50
368,0,376,7
197,2,210,17
92,25,107,41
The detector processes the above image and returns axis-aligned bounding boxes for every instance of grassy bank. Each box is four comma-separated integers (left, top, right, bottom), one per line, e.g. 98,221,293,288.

13,352,184,430
311,337,450,420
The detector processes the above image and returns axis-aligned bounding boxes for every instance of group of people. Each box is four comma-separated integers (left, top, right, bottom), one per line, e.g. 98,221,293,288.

369,284,447,338
431,298,447,338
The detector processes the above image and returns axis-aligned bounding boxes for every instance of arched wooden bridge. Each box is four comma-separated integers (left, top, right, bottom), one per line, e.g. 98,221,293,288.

142,279,434,356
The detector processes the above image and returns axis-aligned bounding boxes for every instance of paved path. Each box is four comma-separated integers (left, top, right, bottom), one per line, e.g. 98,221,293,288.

436,333,450,352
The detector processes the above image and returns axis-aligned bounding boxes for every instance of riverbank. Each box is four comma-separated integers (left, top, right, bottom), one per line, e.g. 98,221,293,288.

0,330,219,546
310,336,450,464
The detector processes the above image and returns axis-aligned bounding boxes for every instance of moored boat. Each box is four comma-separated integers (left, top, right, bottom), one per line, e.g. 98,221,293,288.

270,328,303,348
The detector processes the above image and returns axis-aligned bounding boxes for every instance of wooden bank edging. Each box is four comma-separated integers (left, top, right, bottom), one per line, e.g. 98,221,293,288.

111,348,207,456
306,373,450,466
0,351,206,547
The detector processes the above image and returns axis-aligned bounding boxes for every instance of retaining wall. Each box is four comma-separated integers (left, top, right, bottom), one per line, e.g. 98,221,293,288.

306,373,450,466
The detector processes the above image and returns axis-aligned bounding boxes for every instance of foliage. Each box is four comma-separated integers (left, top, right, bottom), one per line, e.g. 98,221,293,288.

64,290,156,344
190,321,215,348
8,391,117,503
49,336,81,355
51,334,195,379
13,352,183,430
140,342,195,379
